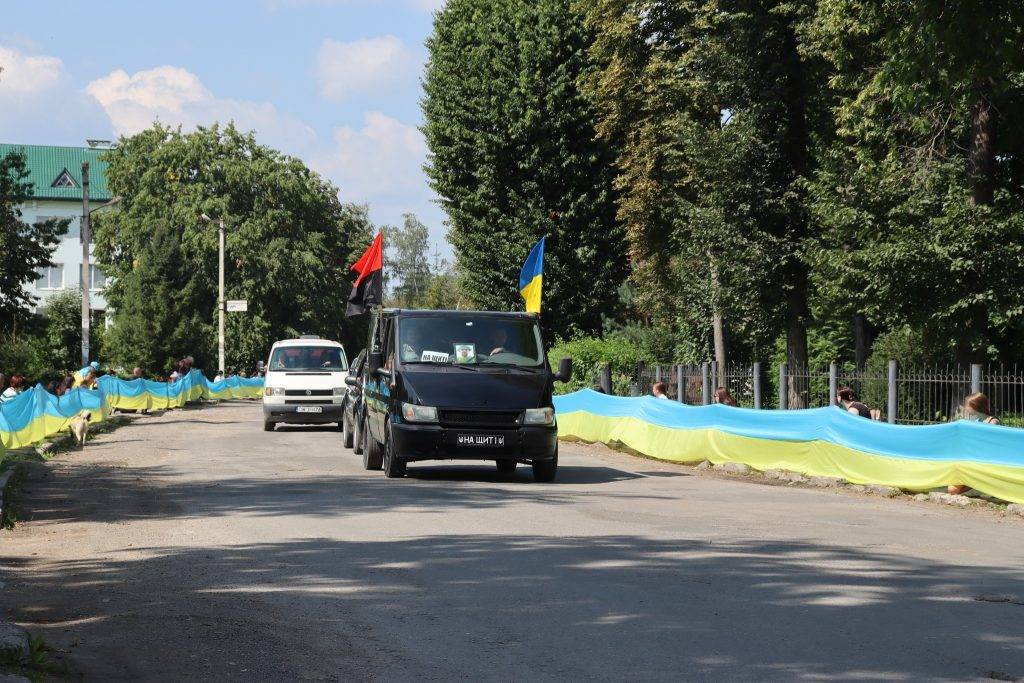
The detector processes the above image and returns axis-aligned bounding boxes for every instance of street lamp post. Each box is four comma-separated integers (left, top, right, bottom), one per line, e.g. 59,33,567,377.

201,213,227,375
80,163,91,366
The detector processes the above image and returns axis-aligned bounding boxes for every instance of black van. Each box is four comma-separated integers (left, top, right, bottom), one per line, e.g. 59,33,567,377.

348,309,572,482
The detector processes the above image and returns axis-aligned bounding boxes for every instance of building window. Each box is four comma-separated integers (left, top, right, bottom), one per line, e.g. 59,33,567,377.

90,265,107,291
51,169,78,188
36,264,65,290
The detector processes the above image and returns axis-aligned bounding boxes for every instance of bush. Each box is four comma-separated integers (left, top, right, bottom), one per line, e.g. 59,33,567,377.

549,334,658,395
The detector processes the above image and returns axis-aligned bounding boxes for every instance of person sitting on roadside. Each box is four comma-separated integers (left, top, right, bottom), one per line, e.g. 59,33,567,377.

837,387,872,418
713,387,737,406
948,393,1000,495
55,375,75,397
651,381,670,399
1,374,26,402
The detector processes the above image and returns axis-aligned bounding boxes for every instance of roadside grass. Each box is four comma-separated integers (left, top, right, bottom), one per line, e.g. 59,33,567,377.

0,633,69,681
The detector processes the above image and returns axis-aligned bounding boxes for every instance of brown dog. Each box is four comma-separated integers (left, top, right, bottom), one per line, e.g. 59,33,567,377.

69,411,92,448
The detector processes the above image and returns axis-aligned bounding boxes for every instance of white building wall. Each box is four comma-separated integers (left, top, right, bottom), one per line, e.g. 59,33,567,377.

20,198,108,312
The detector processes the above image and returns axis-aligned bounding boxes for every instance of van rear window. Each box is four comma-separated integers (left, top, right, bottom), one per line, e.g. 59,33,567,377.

269,346,347,372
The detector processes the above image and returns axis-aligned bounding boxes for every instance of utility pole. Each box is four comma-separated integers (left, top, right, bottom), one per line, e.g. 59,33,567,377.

80,162,91,366
218,218,226,375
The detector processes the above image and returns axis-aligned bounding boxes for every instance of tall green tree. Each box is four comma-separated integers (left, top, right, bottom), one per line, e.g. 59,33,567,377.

0,151,68,331
582,1,829,401
386,213,432,308
806,0,1024,364
94,124,372,372
423,0,626,339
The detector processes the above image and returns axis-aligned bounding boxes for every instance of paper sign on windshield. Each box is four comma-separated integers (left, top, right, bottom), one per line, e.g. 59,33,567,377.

421,350,450,363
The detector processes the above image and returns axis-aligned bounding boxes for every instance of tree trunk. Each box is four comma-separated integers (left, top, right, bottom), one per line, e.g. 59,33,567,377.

853,313,872,370
778,23,811,408
786,263,810,408
710,260,727,372
968,96,995,207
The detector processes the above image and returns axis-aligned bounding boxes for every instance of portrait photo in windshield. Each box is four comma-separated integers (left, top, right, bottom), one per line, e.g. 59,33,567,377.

269,346,347,372
399,316,543,367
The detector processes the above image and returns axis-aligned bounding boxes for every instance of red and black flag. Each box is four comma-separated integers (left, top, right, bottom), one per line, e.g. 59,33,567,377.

346,232,384,317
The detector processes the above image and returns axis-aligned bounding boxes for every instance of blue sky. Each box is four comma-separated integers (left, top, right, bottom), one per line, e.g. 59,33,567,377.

0,0,447,249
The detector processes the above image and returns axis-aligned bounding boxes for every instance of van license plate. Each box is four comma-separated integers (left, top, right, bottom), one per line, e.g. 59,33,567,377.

296,406,323,414
458,434,505,447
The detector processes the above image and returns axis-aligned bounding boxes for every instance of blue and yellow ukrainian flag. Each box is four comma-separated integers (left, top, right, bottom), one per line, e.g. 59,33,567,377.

519,236,545,314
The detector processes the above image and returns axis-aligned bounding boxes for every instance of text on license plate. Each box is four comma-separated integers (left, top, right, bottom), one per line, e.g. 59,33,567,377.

458,434,505,447
296,406,323,414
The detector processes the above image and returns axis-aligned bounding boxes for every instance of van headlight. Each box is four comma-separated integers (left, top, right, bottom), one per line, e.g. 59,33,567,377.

333,386,346,396
401,402,438,423
523,407,555,425
264,387,285,396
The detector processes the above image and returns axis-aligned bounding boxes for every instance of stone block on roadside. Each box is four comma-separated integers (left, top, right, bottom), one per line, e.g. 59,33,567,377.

867,485,901,498
0,622,30,659
695,460,712,470
808,476,845,488
713,462,750,475
929,492,973,507
1007,504,1024,517
913,493,929,502
763,469,787,480
849,484,867,493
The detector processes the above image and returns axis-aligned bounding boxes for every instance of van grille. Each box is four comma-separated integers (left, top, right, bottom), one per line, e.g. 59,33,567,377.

439,410,520,428
285,389,333,397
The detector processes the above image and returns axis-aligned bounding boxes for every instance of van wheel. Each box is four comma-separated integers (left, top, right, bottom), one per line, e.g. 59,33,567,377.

362,419,383,470
353,414,364,455
342,415,354,449
496,460,516,475
532,447,557,483
383,429,406,479
263,420,275,432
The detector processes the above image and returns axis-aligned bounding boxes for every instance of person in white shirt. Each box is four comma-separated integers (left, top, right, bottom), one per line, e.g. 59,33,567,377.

652,381,670,399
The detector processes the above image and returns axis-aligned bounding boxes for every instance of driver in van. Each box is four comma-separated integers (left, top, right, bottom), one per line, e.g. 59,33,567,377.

402,327,425,362
488,328,509,356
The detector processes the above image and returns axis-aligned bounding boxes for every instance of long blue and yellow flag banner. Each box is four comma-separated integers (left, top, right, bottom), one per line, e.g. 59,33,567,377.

553,389,1024,504
0,371,263,453
519,236,545,314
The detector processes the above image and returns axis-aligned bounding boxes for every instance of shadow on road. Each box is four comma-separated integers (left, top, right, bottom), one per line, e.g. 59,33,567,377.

2,534,1022,680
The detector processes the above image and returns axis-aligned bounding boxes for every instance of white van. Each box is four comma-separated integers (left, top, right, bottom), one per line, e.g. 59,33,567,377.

262,336,349,431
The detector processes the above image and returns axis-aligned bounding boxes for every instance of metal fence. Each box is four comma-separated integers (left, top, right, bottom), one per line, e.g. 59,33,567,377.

606,361,1024,426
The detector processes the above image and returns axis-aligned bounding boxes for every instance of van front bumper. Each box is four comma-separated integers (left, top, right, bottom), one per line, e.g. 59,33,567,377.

263,402,345,424
390,422,558,462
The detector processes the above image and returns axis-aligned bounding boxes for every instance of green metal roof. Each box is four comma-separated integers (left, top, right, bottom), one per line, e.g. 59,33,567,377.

0,143,112,202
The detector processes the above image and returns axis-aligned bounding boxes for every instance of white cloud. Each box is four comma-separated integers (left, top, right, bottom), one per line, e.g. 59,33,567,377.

315,36,420,101
314,111,426,201
0,45,64,94
85,66,316,153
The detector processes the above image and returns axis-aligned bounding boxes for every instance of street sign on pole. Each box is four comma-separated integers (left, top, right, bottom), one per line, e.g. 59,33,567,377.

226,300,248,312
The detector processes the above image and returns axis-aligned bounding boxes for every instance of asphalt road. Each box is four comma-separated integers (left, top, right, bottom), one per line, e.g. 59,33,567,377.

1,402,1023,681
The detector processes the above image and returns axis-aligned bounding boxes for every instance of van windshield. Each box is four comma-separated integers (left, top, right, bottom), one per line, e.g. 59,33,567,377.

269,346,347,372
399,316,544,368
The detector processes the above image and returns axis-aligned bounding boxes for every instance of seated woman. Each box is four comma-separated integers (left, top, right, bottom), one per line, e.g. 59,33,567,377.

837,387,871,418
713,387,737,406
948,393,999,496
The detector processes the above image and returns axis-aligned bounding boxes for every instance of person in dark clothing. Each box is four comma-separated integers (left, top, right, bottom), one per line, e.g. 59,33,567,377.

837,387,872,418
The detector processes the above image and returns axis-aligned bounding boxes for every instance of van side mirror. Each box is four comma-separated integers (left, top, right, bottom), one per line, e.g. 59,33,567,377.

553,357,573,382
345,375,360,388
